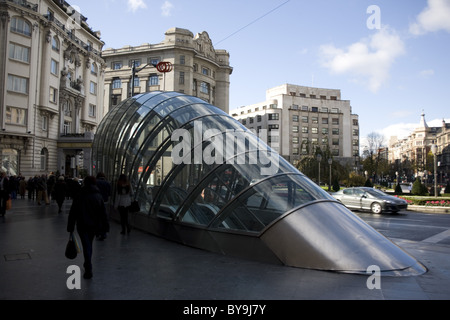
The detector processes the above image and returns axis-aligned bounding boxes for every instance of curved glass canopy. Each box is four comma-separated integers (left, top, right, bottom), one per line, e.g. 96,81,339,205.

93,91,426,276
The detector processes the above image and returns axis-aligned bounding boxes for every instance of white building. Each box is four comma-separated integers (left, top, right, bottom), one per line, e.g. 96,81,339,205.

0,0,105,177
231,84,359,166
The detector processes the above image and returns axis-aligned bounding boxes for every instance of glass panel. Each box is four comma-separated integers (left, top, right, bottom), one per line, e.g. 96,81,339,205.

211,174,335,233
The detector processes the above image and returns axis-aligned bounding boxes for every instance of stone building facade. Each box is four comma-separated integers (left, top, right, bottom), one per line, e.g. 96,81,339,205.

102,27,233,114
0,0,105,177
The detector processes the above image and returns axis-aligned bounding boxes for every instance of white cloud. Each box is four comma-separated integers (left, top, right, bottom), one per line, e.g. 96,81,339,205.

161,1,174,17
319,27,405,92
127,0,147,13
410,0,450,35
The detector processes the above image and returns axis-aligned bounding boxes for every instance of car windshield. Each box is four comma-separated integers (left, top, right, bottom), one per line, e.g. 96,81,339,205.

364,188,387,197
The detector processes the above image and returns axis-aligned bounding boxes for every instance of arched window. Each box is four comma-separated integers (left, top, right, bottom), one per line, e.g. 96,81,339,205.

40,148,48,171
91,62,98,76
52,36,60,52
10,17,31,37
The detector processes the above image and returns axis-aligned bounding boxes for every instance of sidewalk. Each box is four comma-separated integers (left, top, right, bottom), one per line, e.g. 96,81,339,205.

1,197,450,301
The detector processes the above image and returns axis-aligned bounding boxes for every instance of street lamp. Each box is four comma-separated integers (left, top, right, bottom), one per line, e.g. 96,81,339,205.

328,158,332,191
317,154,322,186
431,144,438,197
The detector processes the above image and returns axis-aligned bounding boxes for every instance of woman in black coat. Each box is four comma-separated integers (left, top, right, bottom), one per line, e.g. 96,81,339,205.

67,176,109,279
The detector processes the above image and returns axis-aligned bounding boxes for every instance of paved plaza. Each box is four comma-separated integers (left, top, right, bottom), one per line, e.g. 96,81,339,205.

1,197,450,304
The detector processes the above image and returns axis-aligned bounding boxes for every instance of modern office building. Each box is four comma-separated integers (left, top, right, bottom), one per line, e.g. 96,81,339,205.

102,27,232,114
231,84,359,167
0,0,105,177
389,113,450,183
92,90,425,276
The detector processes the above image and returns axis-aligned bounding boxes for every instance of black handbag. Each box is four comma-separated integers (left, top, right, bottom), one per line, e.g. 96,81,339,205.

129,200,140,213
65,233,78,260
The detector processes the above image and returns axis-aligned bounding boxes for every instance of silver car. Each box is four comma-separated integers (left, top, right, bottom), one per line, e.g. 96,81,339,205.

332,187,408,214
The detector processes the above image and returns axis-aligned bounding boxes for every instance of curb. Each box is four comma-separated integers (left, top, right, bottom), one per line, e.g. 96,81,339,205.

407,205,450,214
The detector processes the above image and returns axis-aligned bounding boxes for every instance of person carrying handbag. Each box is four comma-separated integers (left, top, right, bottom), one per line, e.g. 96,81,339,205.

115,174,133,234
67,176,109,279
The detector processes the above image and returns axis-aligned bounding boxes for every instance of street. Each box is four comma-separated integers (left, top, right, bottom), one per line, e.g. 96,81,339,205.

357,210,450,246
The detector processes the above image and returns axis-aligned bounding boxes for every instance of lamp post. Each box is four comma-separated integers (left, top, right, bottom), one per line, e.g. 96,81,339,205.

328,158,332,191
317,154,322,186
431,144,438,197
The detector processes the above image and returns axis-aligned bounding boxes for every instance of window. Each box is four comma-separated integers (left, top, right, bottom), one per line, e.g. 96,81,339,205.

353,119,359,126
302,127,308,133
302,116,308,123
311,107,318,112
200,82,209,94
301,105,308,111
312,117,318,124
268,113,279,121
133,76,140,87
268,124,279,131
89,104,96,117
129,59,141,67
91,63,98,76
179,72,185,85
322,118,328,124
149,74,159,86
49,87,57,103
112,78,122,89
7,75,28,94
249,117,254,124
6,107,27,125
112,61,122,70
51,59,58,75
292,115,299,122
257,115,262,122
353,129,359,136
149,57,160,66
42,115,48,131
332,128,339,135
312,127,318,134
322,128,328,134
63,121,71,135
293,126,299,133
90,81,97,95
332,118,339,125
10,17,31,36
332,138,339,146
9,43,30,63
180,55,185,65
52,36,60,52
202,67,209,76
292,137,299,144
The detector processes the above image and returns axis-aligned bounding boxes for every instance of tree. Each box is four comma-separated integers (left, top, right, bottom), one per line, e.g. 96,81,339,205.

361,132,385,183
411,178,427,196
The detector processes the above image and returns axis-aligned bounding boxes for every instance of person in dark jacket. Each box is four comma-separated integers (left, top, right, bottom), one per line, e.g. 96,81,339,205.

53,176,67,213
67,176,109,279
0,171,10,217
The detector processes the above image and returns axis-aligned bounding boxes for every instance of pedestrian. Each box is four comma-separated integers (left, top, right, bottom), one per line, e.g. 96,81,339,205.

19,176,27,199
0,171,11,217
27,176,37,200
53,176,67,213
96,172,111,240
115,174,133,234
36,174,49,205
67,176,109,279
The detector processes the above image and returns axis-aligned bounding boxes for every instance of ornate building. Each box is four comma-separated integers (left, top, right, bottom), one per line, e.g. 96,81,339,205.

0,0,105,177
388,113,450,183
102,27,233,114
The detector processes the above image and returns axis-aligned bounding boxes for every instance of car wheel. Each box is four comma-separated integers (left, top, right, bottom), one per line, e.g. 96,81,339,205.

371,202,382,214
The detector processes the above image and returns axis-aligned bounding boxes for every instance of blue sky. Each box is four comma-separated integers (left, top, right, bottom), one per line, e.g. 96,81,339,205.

73,0,450,148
